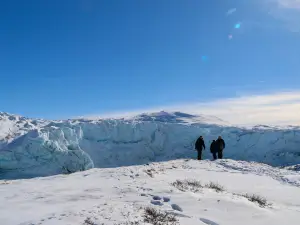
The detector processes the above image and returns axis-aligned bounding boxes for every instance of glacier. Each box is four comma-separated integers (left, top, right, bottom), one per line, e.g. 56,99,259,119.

1,111,300,179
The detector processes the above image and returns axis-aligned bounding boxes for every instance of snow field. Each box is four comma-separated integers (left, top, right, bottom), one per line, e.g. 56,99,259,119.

1,159,299,225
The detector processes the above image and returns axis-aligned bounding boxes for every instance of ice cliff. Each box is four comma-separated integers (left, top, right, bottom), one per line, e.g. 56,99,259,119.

1,111,300,179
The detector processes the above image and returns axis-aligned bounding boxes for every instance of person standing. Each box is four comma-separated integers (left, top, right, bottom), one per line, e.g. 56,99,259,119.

210,140,217,160
215,136,225,159
195,136,205,160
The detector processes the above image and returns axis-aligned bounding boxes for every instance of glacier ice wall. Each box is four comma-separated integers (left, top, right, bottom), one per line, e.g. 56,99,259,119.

1,119,300,179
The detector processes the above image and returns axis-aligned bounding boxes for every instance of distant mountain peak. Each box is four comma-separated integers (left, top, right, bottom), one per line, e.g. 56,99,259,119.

131,111,230,125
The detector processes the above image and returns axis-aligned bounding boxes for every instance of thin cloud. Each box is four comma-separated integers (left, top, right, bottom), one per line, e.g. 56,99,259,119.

277,0,300,9
266,0,300,32
82,91,300,126
226,8,237,16
187,91,300,126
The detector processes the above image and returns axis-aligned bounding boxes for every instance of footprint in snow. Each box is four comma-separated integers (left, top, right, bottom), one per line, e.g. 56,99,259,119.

163,197,170,202
200,218,220,225
152,196,162,201
171,204,183,212
151,200,164,206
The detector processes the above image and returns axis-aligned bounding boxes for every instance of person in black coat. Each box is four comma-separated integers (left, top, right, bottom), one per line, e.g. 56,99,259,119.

210,140,217,160
195,136,205,160
215,136,225,159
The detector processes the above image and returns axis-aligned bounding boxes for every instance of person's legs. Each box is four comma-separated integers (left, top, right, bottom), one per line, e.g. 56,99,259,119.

197,150,202,160
212,152,217,160
218,150,223,159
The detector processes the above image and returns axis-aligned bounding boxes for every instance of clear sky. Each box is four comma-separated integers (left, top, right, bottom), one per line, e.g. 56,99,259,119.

1,0,300,120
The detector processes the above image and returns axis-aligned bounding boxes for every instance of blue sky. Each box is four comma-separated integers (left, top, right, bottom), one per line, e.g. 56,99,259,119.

1,0,300,120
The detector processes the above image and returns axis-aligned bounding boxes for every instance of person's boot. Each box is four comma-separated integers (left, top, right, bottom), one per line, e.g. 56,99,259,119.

212,153,217,160
218,151,223,159
197,151,202,160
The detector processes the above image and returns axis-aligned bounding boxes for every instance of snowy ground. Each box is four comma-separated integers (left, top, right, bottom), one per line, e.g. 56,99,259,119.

1,159,300,225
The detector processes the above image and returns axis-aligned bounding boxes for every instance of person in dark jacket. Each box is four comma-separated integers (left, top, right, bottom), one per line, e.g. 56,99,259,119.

210,140,217,160
215,136,225,159
195,136,205,160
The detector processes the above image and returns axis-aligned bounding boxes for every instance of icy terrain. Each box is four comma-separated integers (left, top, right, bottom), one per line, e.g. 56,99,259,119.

0,159,300,225
1,111,300,179
0,112,47,146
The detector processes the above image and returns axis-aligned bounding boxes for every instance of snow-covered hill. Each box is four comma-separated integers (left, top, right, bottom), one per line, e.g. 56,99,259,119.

90,111,231,126
1,111,300,179
1,159,299,225
0,112,47,146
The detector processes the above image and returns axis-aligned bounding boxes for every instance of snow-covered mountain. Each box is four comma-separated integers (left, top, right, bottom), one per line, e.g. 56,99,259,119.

1,159,300,225
1,111,300,179
96,111,231,126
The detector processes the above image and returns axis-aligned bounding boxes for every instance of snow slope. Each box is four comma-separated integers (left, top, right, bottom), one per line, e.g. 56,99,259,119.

0,159,300,225
1,111,300,179
0,112,47,146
